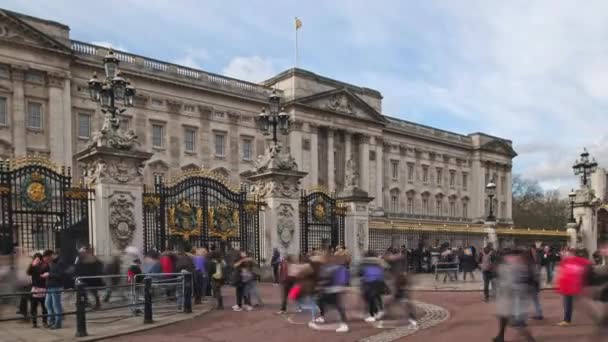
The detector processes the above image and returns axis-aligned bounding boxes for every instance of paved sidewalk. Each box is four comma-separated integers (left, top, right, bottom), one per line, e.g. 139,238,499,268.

406,269,556,291
0,301,212,342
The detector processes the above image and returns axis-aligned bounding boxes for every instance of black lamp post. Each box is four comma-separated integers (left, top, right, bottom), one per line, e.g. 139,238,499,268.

568,189,576,224
87,50,136,129
486,179,497,222
573,148,598,187
256,89,290,147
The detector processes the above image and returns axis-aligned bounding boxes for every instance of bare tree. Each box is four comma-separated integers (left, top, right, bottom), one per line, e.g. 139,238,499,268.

512,175,567,229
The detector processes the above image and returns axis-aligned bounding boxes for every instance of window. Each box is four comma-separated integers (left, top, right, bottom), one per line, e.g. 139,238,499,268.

0,96,6,125
369,150,376,161
27,102,43,129
391,160,399,179
422,166,429,183
77,113,91,139
242,138,253,161
151,98,163,106
436,168,442,185
214,133,226,157
407,198,414,214
422,197,429,215
407,163,414,182
449,201,456,217
449,170,456,187
390,191,399,213
462,173,468,190
184,127,196,153
184,104,196,112
436,200,442,216
25,71,44,84
462,202,468,217
152,124,164,148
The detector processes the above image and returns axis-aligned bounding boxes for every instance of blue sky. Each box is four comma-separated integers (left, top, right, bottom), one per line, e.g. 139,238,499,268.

5,0,608,194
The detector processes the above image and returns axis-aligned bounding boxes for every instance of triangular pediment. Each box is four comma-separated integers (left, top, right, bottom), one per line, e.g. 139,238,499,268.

147,159,169,170
0,10,70,53
479,140,518,158
296,88,386,123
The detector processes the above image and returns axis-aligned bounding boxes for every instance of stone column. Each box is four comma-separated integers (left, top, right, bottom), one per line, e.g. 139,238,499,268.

76,146,153,257
10,65,26,157
484,221,498,248
327,127,335,192
470,153,485,222
309,123,319,188
505,166,513,222
339,189,374,262
566,222,578,248
248,169,307,257
48,72,70,165
375,137,383,209
358,134,370,194
573,187,599,254
344,131,352,164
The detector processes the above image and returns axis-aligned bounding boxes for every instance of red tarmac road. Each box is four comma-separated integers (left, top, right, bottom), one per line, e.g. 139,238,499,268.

110,284,599,342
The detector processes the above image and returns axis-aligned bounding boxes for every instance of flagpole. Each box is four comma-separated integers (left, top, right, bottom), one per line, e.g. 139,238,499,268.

295,17,299,68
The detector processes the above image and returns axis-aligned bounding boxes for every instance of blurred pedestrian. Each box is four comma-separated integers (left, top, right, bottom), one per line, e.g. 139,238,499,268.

460,247,477,281
209,252,225,310
74,247,104,309
493,248,535,342
587,241,608,337
27,253,48,328
271,248,281,285
193,248,208,304
479,244,498,302
359,251,385,322
310,254,349,333
556,248,593,327
41,250,64,330
540,245,557,284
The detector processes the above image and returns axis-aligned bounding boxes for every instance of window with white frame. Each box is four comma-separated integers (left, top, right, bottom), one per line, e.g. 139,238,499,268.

152,124,164,148
422,166,429,183
436,199,443,216
391,160,399,179
184,127,196,153
27,102,43,129
407,163,414,182
390,190,399,213
436,168,443,185
449,201,456,217
77,113,91,139
242,137,253,161
462,201,468,217
0,96,7,125
422,197,429,215
214,132,226,157
449,170,456,187
407,197,414,214
462,173,468,190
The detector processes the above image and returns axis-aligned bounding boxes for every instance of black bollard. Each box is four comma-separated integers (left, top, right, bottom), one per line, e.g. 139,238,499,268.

143,277,153,324
183,272,192,313
75,283,88,337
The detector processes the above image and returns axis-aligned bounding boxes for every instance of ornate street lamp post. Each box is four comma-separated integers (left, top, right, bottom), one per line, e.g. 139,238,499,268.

568,189,576,224
573,148,597,187
87,50,136,131
256,89,290,147
486,179,497,222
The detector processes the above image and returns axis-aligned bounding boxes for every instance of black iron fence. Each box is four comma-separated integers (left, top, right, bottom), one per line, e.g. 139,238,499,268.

299,190,346,253
0,272,193,337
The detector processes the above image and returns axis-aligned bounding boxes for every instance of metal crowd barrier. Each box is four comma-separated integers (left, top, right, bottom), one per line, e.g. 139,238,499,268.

0,272,193,338
434,262,460,282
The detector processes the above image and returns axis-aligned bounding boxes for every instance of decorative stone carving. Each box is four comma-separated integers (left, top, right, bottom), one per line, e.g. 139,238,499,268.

326,93,353,114
166,99,183,112
345,158,360,189
356,220,367,251
254,143,298,173
83,157,145,185
108,192,136,251
277,204,295,248
47,72,65,88
250,175,300,198
88,113,139,151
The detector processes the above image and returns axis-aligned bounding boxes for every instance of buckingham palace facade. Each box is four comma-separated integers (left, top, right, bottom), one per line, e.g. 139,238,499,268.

0,9,516,225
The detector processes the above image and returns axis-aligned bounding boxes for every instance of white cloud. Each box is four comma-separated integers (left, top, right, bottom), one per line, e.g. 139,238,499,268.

222,56,276,83
90,41,128,52
172,48,210,70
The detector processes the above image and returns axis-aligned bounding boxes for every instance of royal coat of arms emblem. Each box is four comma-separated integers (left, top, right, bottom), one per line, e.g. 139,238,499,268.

168,200,203,240
312,198,328,222
209,205,239,241
22,171,52,209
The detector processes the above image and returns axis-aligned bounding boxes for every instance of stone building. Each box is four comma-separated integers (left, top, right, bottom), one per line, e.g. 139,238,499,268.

0,9,516,225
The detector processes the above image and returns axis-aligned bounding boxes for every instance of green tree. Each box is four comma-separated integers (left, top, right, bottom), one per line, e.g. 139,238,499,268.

512,175,567,229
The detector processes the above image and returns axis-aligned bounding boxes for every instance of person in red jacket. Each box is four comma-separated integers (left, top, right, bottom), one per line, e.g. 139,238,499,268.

556,248,592,326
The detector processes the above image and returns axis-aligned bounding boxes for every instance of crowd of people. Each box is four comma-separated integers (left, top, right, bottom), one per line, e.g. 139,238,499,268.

3,239,608,339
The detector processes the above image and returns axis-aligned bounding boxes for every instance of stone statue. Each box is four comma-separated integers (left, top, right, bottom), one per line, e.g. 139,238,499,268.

254,143,298,172
345,158,359,189
88,114,138,151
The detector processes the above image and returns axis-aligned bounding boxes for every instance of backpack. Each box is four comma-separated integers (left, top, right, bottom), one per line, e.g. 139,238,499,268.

212,260,223,280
